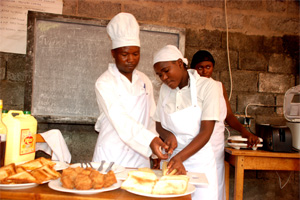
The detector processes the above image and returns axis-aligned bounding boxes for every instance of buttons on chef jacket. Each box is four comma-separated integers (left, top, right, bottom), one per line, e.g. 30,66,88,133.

176,91,182,111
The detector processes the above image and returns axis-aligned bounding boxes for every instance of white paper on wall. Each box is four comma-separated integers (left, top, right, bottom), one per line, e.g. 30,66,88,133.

0,0,63,54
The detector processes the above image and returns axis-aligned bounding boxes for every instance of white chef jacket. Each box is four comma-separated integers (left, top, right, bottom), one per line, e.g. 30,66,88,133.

153,69,219,122
209,81,227,200
93,63,157,159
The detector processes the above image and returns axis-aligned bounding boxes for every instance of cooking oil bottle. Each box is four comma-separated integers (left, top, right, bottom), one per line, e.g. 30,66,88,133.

3,110,37,165
0,100,7,167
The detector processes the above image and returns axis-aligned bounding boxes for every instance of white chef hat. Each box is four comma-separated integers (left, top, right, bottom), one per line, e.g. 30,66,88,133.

107,12,140,49
153,45,188,66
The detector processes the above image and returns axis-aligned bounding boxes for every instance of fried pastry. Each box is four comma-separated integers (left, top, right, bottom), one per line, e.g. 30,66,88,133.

37,157,56,168
31,165,61,183
75,174,93,190
18,159,43,171
103,170,117,188
15,165,27,173
90,170,104,189
0,163,16,182
61,175,75,189
62,167,78,181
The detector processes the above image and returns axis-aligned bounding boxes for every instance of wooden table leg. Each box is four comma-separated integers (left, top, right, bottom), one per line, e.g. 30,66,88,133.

225,161,230,200
234,156,244,200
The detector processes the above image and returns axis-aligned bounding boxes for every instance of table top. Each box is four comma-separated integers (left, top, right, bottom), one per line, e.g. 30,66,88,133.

0,167,194,200
0,182,192,200
225,147,300,158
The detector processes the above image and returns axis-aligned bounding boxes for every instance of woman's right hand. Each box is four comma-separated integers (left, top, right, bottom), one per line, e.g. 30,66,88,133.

167,155,186,175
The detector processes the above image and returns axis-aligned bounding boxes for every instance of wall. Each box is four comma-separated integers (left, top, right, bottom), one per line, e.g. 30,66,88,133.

0,0,299,199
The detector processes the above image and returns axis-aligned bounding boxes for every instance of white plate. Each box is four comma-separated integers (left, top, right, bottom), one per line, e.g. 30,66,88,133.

227,135,248,141
125,183,195,198
116,169,208,186
227,135,263,142
70,162,125,174
48,178,122,195
0,182,38,190
53,161,69,171
228,142,263,150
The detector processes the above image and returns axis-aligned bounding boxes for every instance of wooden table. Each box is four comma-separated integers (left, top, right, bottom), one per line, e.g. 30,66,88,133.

225,147,300,200
0,182,191,200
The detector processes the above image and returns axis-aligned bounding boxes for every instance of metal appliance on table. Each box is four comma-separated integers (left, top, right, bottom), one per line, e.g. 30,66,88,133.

284,85,300,151
256,124,292,152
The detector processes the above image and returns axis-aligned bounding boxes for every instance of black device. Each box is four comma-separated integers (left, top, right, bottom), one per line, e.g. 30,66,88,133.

256,124,292,152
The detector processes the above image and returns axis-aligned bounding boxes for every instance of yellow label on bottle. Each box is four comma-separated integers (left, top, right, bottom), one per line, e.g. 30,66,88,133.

20,129,35,155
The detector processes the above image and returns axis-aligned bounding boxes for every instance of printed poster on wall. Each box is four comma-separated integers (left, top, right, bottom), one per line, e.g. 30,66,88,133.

0,0,63,54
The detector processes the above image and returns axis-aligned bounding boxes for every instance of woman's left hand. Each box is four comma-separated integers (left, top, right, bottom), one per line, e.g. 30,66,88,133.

151,158,161,169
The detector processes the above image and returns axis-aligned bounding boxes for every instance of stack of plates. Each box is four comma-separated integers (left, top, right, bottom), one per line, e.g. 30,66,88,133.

227,136,263,150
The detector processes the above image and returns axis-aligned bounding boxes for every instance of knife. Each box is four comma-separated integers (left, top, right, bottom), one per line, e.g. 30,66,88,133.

97,160,105,171
105,162,114,173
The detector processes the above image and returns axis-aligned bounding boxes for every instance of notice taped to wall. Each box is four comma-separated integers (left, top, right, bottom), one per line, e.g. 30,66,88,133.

0,0,63,54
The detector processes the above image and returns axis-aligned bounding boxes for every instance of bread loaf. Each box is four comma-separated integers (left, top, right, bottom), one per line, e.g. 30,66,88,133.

152,175,189,195
121,170,157,194
121,170,189,195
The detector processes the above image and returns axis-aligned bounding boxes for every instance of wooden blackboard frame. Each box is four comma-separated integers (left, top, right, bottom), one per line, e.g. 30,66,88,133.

24,11,185,124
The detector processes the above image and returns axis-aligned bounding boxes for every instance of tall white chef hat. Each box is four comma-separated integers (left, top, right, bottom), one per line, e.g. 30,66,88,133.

107,12,140,49
153,45,188,66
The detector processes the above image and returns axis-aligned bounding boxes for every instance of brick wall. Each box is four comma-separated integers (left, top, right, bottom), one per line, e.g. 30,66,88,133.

0,1,299,199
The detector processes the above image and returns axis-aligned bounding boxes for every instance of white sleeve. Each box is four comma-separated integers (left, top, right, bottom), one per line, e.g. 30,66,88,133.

146,78,159,136
95,78,156,158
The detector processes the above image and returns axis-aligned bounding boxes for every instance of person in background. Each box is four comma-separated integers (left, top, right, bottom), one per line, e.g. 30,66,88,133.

191,50,260,200
152,45,219,200
92,13,168,168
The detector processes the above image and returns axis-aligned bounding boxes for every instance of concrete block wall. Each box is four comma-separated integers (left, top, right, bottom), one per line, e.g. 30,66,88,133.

0,1,299,199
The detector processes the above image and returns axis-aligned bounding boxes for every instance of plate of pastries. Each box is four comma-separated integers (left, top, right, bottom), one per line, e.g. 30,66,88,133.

121,162,196,198
48,164,121,195
0,157,61,190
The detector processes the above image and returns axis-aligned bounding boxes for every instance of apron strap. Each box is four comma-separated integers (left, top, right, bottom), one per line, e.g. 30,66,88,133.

188,71,198,107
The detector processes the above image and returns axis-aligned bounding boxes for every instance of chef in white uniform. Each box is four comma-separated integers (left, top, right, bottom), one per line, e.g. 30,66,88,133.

152,45,219,200
92,12,168,168
190,50,260,200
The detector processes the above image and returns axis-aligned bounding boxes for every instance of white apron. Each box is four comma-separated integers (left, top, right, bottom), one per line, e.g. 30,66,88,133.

93,71,150,168
159,72,218,200
209,81,227,200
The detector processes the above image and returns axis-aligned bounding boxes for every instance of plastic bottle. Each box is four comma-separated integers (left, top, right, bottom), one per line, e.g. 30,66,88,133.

0,100,7,167
2,110,8,119
3,110,37,165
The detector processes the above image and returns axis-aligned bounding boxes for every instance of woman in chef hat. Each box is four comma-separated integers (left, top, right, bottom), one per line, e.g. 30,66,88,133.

92,13,168,168
152,45,219,200
191,50,260,200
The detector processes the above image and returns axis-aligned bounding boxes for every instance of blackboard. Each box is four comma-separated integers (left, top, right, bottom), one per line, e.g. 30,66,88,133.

25,11,185,124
